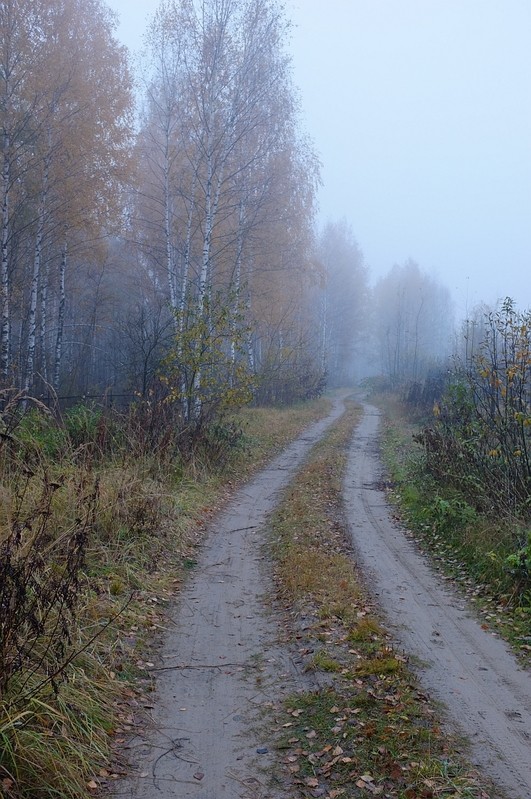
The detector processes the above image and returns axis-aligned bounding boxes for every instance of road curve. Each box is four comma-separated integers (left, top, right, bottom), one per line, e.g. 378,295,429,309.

344,402,531,799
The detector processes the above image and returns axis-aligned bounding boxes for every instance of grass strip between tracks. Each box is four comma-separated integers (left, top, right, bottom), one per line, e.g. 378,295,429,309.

269,399,495,799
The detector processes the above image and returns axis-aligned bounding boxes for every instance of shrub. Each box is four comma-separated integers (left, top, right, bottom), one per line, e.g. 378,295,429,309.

63,405,102,449
0,471,96,706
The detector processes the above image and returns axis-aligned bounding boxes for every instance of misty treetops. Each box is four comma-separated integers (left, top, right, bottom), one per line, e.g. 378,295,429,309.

0,0,452,415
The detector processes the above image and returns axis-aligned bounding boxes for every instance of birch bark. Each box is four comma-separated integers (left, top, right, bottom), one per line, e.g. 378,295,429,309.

1,134,10,381
53,242,67,391
24,156,49,395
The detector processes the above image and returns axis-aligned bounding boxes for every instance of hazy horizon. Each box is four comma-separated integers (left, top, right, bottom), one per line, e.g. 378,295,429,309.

108,0,531,318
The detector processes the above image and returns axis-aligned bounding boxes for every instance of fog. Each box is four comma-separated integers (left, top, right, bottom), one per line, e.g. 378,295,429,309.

109,0,531,316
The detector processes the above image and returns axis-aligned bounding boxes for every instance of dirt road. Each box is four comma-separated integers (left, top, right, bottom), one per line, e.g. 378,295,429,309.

118,397,345,799
118,397,531,799
344,402,531,799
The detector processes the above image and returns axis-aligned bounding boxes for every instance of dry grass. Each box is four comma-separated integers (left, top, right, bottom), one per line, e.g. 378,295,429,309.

278,548,363,624
0,396,330,799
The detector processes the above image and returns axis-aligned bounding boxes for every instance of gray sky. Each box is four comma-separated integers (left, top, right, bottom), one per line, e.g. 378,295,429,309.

108,0,531,315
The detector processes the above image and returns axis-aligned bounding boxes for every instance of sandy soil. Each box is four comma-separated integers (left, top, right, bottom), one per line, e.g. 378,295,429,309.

117,397,531,799
344,402,531,799
116,397,345,799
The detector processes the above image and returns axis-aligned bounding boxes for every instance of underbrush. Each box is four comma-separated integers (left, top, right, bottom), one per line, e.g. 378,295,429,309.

377,394,531,662
0,391,330,798
269,401,491,799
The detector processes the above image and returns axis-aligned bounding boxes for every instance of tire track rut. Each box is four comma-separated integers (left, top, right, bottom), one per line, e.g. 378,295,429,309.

117,397,346,799
344,403,531,799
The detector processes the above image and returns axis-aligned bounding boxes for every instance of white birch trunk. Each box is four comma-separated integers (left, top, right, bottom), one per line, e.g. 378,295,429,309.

164,138,177,312
230,201,245,372
24,160,48,395
53,244,66,391
179,179,196,324
39,260,49,384
193,151,224,419
246,289,255,373
179,186,195,417
198,158,214,316
1,133,10,381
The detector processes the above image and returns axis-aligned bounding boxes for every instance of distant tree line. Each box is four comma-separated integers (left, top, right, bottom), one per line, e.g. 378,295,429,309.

0,0,456,415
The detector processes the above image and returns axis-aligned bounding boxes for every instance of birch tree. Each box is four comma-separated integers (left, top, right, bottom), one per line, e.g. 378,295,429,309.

42,0,133,392
0,0,133,392
136,0,320,416
0,0,49,381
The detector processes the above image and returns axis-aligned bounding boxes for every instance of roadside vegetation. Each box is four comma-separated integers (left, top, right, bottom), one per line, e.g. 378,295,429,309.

269,400,492,799
0,391,329,799
373,299,531,663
